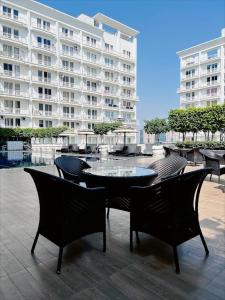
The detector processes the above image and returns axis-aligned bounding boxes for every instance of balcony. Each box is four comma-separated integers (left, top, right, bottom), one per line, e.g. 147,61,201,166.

59,32,80,43
0,32,27,45
61,97,81,105
0,89,28,98
0,11,27,26
82,40,101,51
200,56,220,64
103,90,118,97
33,110,56,117
121,106,135,111
31,21,56,36
34,42,56,53
60,81,81,90
0,50,27,62
34,94,57,102
1,108,29,115
83,86,101,93
0,69,28,81
60,50,80,61
121,93,135,99
32,76,57,86
83,101,101,107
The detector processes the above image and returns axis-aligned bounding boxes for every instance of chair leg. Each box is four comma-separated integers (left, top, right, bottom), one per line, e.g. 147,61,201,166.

107,207,110,219
173,246,180,274
210,173,212,181
218,175,220,183
103,230,106,252
31,231,39,254
130,230,133,252
199,230,209,256
136,231,140,244
56,247,63,274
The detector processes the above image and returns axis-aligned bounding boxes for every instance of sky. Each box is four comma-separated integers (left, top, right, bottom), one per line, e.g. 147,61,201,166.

37,0,225,127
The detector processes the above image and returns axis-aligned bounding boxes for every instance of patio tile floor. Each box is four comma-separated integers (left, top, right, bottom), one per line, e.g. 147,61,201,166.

0,157,224,300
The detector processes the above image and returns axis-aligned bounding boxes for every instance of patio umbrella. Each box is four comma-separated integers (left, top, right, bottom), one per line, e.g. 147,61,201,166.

77,129,94,149
114,127,137,146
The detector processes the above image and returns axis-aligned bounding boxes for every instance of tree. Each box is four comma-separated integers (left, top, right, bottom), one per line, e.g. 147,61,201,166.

187,107,204,141
93,123,111,143
144,118,168,143
168,109,192,141
93,121,122,144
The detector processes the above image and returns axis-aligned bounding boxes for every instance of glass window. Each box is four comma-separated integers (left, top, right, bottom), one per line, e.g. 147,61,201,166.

15,118,20,127
39,120,44,127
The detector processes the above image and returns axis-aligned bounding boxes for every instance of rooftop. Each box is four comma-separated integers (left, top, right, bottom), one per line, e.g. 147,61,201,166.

0,157,224,300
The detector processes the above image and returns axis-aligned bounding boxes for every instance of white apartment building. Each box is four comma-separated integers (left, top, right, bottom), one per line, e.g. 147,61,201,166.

177,28,225,109
0,0,139,144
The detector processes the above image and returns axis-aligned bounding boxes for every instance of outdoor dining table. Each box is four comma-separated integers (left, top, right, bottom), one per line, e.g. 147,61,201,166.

83,165,157,213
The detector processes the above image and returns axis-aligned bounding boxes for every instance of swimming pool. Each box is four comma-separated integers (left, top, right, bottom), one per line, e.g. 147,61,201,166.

0,151,58,169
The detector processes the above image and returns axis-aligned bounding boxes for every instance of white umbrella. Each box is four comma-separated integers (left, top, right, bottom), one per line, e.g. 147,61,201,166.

114,127,137,146
77,130,95,149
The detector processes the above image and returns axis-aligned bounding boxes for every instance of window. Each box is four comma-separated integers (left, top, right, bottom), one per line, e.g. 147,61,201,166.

43,20,50,31
39,120,44,127
14,29,19,39
13,9,18,20
207,49,218,59
105,58,114,67
39,103,43,111
207,63,218,73
185,69,195,78
3,6,11,17
3,26,11,37
45,120,52,127
5,118,13,127
15,118,20,127
86,36,96,46
4,63,13,75
37,18,42,28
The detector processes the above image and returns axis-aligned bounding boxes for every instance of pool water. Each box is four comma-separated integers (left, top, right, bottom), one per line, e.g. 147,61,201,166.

0,151,57,169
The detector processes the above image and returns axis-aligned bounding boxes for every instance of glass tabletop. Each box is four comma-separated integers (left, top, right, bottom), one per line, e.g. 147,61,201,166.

83,166,156,177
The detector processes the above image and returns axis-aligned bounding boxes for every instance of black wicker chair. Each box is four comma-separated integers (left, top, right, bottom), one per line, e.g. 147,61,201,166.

129,168,212,273
148,155,187,185
199,150,225,183
163,146,171,157
24,168,106,274
54,156,91,184
180,148,203,165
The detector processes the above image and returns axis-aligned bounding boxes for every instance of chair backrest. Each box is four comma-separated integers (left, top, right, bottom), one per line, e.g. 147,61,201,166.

163,146,171,157
130,168,212,222
24,168,105,241
148,155,187,184
54,156,91,183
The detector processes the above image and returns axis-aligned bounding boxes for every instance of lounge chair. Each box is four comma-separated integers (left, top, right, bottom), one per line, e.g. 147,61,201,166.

24,168,106,274
129,168,212,273
54,156,91,184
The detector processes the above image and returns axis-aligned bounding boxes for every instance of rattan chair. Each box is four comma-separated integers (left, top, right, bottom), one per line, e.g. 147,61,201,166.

54,156,91,184
24,168,106,274
129,168,212,273
199,150,225,183
148,155,187,185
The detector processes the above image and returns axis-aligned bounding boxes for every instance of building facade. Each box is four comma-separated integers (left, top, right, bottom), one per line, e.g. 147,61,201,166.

0,0,139,144
177,28,225,109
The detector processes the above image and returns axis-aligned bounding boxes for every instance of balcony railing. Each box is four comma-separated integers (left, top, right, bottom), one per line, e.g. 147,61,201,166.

121,93,134,99
1,108,29,115
37,94,53,100
60,81,77,88
33,110,54,116
34,76,56,85
0,89,28,97
83,40,101,49
61,50,80,59
31,22,55,35
0,11,27,24
0,50,27,61
121,106,134,110
0,32,27,44
35,42,56,52
37,59,54,67
1,70,27,80
104,90,118,96
59,32,80,43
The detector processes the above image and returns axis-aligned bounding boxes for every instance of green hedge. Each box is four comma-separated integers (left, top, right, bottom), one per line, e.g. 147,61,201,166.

0,127,68,139
176,141,225,150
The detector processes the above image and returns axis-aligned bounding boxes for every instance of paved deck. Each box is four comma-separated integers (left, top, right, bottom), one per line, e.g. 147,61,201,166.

0,157,224,300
